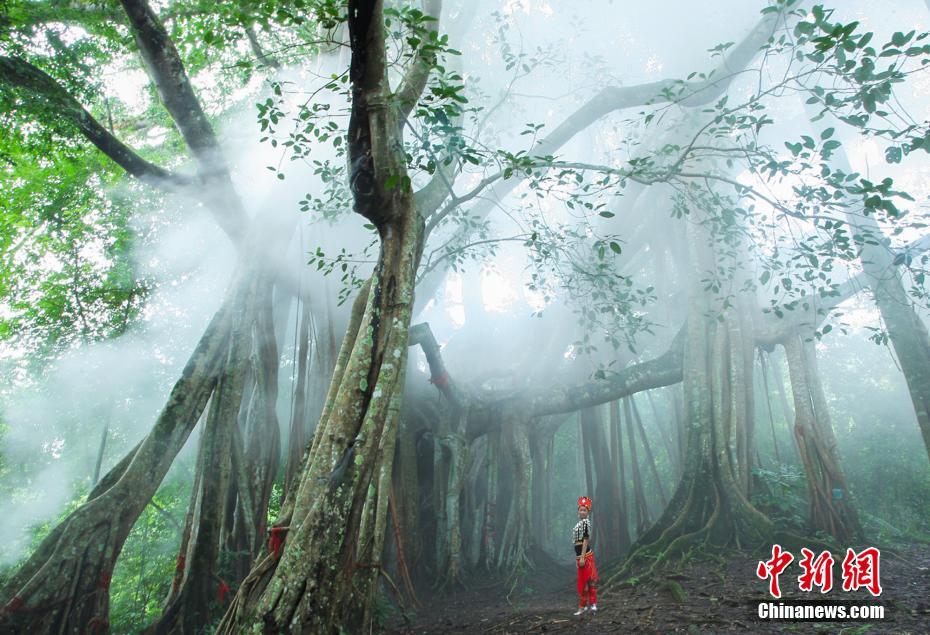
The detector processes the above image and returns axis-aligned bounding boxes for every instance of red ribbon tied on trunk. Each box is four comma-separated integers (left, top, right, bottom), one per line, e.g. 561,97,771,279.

172,553,186,593
268,526,288,560
430,371,450,390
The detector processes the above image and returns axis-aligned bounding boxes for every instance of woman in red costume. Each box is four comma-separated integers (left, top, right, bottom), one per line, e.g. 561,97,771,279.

573,496,598,615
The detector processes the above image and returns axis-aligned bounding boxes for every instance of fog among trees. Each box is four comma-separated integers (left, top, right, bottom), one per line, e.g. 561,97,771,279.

1,0,929,632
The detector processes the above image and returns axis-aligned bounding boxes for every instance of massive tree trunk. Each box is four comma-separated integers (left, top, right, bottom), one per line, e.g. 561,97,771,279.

219,216,423,633
217,2,433,631
151,344,243,634
616,220,772,576
783,334,862,541
0,2,283,630
152,273,284,634
857,226,930,461
622,304,772,572
0,208,294,634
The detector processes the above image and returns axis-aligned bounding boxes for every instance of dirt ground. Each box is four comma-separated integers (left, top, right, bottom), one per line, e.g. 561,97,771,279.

386,545,930,634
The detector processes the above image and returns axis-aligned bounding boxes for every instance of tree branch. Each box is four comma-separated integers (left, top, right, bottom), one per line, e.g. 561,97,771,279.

394,0,443,122
0,56,193,190
754,232,930,346
409,322,458,406
414,2,804,311
245,25,282,70
467,325,686,438
120,0,247,242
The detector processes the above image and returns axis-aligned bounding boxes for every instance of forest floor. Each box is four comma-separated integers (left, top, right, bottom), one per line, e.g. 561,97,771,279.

386,544,930,634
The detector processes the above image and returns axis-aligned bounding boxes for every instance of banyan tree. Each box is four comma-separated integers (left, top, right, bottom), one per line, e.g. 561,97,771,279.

1,0,929,632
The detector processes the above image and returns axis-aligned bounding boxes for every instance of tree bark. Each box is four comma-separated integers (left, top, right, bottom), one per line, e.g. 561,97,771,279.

783,334,862,541
217,3,435,631
0,303,231,633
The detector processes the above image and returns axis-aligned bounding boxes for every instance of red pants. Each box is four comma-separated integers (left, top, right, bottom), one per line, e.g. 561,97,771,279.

576,551,598,607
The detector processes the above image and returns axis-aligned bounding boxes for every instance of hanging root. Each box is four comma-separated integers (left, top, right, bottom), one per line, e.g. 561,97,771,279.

503,561,532,607
378,569,414,625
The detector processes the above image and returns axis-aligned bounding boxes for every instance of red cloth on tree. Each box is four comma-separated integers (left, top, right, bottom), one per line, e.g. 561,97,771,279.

268,526,288,560
430,371,450,390
217,580,230,604
172,553,186,593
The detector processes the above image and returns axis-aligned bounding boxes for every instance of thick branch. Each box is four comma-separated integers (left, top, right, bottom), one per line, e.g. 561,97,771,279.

394,0,442,121
415,2,801,308
11,2,123,27
0,56,192,190
245,26,282,70
120,0,247,241
409,321,458,405
14,1,213,27
467,326,686,438
120,0,224,164
509,2,795,170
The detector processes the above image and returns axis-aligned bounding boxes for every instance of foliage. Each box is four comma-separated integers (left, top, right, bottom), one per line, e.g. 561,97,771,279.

751,464,808,531
109,484,188,633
